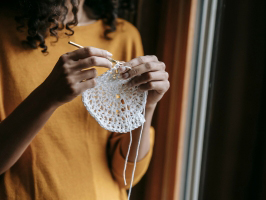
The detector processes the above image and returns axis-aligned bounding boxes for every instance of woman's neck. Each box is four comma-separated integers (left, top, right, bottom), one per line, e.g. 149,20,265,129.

64,0,96,26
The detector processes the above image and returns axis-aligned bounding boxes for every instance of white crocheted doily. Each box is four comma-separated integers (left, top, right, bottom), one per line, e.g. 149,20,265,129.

82,62,147,133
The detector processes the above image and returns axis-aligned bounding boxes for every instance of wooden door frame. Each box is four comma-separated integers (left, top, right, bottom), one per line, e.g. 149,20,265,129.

142,0,199,199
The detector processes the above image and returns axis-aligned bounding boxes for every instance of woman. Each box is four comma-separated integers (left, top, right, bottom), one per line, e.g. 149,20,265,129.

0,0,169,199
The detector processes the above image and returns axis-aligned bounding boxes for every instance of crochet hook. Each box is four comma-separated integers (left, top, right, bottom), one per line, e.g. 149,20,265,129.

68,41,118,64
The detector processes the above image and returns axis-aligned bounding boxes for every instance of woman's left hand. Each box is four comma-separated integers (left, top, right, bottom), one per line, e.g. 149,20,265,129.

119,55,170,108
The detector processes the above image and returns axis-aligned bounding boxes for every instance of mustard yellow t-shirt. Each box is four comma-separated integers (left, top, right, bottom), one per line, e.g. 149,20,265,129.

0,10,154,200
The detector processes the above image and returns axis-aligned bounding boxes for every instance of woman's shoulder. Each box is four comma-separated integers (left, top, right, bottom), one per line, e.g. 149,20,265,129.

114,18,141,39
116,18,139,32
110,18,144,60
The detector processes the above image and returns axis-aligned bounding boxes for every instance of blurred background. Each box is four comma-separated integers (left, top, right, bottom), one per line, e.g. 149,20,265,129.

117,0,266,199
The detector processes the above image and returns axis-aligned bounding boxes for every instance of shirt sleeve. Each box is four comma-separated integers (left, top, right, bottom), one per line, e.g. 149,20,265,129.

108,127,155,189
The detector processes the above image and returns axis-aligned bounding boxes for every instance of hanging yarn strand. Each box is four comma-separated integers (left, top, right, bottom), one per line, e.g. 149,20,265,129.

123,107,135,185
127,91,147,200
123,130,132,185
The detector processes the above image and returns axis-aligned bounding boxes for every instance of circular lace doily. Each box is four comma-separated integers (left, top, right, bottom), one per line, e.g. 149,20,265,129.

82,63,147,133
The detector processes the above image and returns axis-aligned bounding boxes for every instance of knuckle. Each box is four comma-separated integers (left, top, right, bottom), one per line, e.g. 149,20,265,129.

84,47,93,56
91,68,97,78
131,68,139,76
69,86,75,94
148,82,154,89
66,76,74,86
66,84,77,96
59,54,68,63
146,72,153,80
160,61,166,69
145,63,152,70
90,79,97,87
165,72,169,79
62,61,70,68
62,64,71,75
138,56,145,63
152,55,158,60
89,56,98,66
77,59,85,67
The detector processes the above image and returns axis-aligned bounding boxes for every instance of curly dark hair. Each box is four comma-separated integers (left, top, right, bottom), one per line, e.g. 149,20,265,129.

15,0,118,53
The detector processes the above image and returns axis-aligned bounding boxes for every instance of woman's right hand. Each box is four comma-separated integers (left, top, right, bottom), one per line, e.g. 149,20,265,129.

41,47,113,107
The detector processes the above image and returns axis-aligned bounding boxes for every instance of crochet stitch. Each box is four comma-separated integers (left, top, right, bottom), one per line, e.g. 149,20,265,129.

82,62,147,133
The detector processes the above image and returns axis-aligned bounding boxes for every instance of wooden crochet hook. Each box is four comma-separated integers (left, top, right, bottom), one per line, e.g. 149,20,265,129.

68,41,118,64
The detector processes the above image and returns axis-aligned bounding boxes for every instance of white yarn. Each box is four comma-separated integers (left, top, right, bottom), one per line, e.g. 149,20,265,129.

123,130,132,185
82,62,147,133
82,62,148,200
127,100,146,200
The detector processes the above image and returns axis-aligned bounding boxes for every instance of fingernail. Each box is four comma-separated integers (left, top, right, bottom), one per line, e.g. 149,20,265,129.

107,51,113,57
119,66,126,73
122,73,129,79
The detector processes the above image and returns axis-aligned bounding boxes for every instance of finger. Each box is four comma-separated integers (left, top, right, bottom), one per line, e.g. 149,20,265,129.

139,80,170,94
74,68,97,82
78,78,97,93
66,47,112,61
118,65,131,73
121,61,166,79
123,55,158,69
128,71,169,87
73,56,112,70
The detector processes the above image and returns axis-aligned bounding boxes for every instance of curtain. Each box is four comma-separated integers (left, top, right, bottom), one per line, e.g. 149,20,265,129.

131,0,198,199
